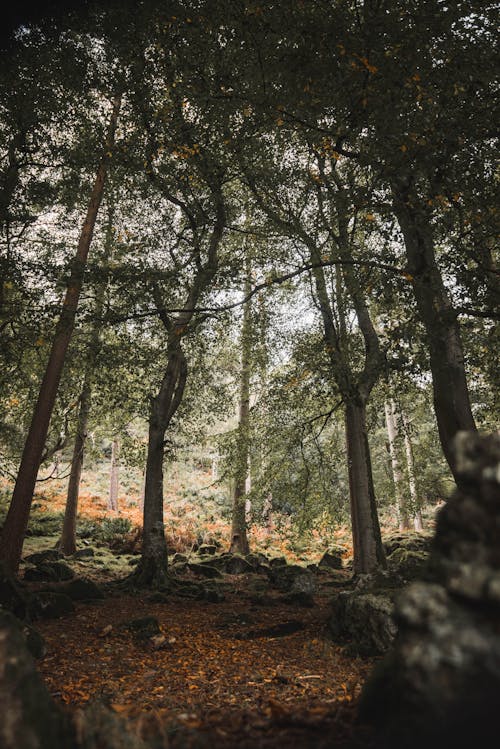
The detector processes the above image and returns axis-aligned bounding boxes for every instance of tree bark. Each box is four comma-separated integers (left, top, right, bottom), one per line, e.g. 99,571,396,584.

108,438,119,512
0,94,121,573
401,412,424,531
345,399,386,574
230,258,252,556
385,399,410,531
58,377,91,556
392,182,476,479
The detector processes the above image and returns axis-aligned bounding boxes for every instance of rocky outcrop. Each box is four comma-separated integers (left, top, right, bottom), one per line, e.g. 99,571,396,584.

358,432,500,748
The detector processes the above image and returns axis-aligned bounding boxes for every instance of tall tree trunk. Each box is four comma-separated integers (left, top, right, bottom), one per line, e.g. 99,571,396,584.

402,412,424,531
59,207,113,555
108,438,119,511
134,344,188,587
229,258,252,556
392,182,476,479
345,399,386,574
58,377,91,555
385,400,410,531
0,95,121,573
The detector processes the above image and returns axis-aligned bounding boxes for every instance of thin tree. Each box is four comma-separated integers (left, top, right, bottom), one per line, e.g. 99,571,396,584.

0,94,121,572
229,250,252,555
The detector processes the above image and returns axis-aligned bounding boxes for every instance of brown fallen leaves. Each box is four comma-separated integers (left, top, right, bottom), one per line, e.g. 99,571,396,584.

37,589,374,747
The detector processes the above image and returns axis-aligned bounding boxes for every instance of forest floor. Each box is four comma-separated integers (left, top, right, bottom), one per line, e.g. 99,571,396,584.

35,577,375,748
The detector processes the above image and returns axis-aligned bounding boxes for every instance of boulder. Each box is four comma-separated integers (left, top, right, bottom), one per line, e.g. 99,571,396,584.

224,555,255,575
0,563,28,619
358,433,500,748
171,553,188,565
24,561,75,583
387,547,431,581
121,616,160,641
27,591,75,620
187,562,222,579
383,532,433,557
329,589,397,655
268,564,315,593
60,578,104,601
197,544,217,556
269,556,287,567
0,610,73,749
73,548,95,560
319,550,343,570
24,550,62,565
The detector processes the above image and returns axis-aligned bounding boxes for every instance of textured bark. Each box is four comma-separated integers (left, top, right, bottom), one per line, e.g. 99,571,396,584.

58,379,91,556
392,182,476,478
108,438,120,512
0,95,121,573
230,260,252,556
385,400,410,531
345,400,386,574
402,412,424,531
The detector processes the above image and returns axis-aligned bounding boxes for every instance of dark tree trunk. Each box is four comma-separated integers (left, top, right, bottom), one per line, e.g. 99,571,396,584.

345,399,386,574
58,378,91,556
392,183,476,478
0,95,121,573
230,256,252,556
133,345,187,588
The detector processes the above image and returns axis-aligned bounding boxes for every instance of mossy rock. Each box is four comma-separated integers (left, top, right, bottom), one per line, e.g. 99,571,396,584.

187,562,222,579
28,591,75,620
121,616,160,640
0,562,28,619
25,550,62,565
224,555,255,575
59,578,105,601
24,561,75,583
72,548,95,560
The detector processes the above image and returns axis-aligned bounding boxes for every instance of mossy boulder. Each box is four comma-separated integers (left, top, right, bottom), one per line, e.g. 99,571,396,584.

24,561,75,583
27,591,75,620
59,578,104,601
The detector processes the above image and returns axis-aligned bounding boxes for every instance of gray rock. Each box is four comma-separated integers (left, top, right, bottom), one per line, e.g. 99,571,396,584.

28,591,75,620
24,561,75,583
60,578,104,601
0,609,73,749
0,562,28,619
329,589,397,655
319,551,343,570
73,548,95,559
187,562,222,579
268,564,314,593
24,550,62,565
121,616,160,640
358,432,500,748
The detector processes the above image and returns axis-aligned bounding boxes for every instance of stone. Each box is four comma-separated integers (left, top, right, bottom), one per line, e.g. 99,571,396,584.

0,562,28,619
121,616,160,640
358,433,500,748
0,609,74,749
27,591,75,620
187,562,222,579
269,556,287,567
24,550,62,565
24,561,75,583
21,622,47,659
171,553,188,564
329,589,397,655
383,533,432,557
387,548,431,581
73,548,95,559
224,555,255,575
198,544,217,556
319,551,343,570
60,578,105,601
268,564,315,593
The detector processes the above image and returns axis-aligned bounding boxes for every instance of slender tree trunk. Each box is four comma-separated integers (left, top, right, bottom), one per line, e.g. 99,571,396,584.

392,183,476,479
230,259,252,556
134,345,187,587
58,377,91,555
345,399,386,574
108,438,119,511
59,207,113,554
385,400,410,531
402,412,424,531
0,95,121,573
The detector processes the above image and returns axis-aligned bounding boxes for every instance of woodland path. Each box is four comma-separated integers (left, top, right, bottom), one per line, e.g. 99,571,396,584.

36,578,374,748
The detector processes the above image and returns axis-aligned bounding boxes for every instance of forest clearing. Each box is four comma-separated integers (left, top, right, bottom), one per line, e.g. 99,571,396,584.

0,1,498,748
